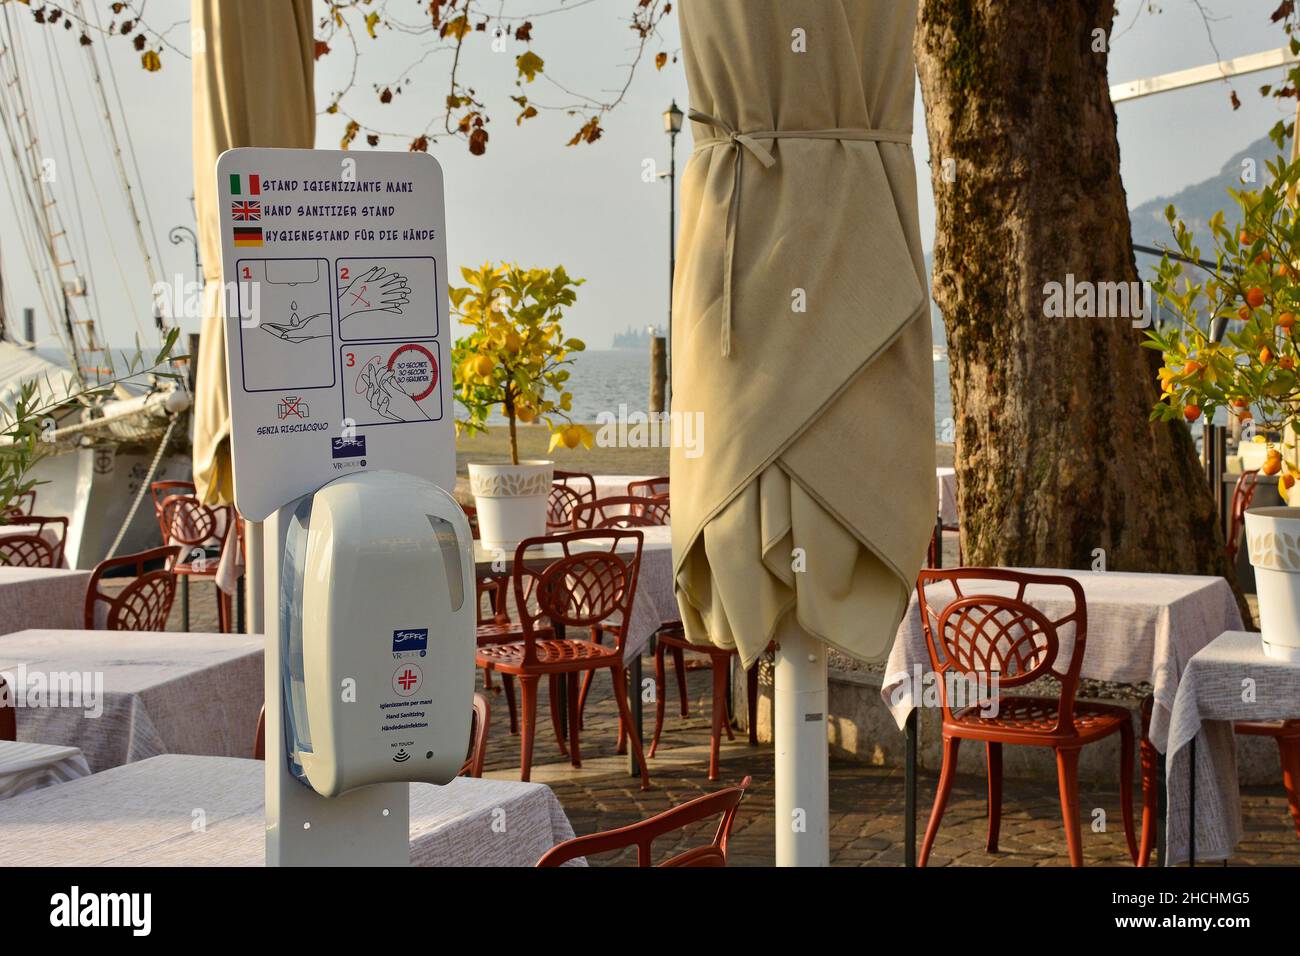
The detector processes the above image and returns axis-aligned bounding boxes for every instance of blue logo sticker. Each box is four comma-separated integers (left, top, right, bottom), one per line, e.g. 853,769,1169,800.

331,435,367,459
392,628,428,653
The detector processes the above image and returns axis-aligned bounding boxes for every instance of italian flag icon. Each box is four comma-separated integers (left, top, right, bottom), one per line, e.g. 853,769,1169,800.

229,173,261,196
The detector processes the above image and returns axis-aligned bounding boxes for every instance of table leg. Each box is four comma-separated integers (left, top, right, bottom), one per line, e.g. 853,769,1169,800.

629,652,643,777
905,708,918,867
236,575,246,634
1189,736,1197,867
934,514,943,570
181,576,190,631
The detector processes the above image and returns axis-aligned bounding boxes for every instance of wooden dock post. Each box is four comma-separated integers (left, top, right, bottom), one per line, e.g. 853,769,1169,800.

650,335,667,413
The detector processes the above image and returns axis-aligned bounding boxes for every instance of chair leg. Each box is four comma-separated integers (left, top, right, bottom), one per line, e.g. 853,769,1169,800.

1119,720,1138,865
985,741,1002,853
1055,747,1084,867
501,673,518,735
577,628,602,730
709,656,728,781
721,655,736,742
1138,733,1158,867
547,675,568,756
1277,736,1300,840
610,664,651,790
919,735,961,867
519,676,539,783
649,639,668,759
566,672,582,768
670,645,689,717
746,660,760,746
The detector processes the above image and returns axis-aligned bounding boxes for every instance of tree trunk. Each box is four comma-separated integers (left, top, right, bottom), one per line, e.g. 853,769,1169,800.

915,0,1246,613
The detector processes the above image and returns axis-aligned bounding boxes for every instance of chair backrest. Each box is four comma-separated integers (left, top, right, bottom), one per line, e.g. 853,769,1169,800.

1227,469,1259,564
84,545,182,631
255,692,490,775
462,501,480,541
555,470,596,501
548,482,587,532
2,489,37,518
572,495,670,529
459,691,490,777
159,494,230,562
627,476,669,499
0,532,59,568
536,775,752,867
512,530,643,664
0,675,14,741
150,480,196,519
916,568,1088,733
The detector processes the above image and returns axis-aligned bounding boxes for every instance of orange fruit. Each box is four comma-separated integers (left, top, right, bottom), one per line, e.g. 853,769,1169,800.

1183,404,1201,422
1282,356,1296,371
1280,312,1296,329
1247,287,1267,309
1238,306,1251,321
1261,346,1275,365
1263,450,1283,476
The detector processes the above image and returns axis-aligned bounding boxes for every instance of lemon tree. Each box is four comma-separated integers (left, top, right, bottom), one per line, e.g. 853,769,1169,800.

1147,144,1300,501
450,262,593,465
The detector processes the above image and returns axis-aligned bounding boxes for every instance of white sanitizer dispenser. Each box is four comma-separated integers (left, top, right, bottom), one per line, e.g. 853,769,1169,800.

278,470,475,798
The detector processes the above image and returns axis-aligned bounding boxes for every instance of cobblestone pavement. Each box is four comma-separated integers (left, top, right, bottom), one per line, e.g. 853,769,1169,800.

171,584,1298,867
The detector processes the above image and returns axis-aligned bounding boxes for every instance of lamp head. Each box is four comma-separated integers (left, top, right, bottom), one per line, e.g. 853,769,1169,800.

664,100,684,135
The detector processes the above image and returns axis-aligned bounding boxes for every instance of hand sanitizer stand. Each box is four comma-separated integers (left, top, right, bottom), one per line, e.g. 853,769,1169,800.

216,148,462,866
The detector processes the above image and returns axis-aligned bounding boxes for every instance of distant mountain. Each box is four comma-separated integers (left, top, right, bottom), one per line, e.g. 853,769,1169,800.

1129,131,1289,254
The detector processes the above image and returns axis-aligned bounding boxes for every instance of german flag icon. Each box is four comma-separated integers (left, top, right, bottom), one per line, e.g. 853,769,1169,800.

233,226,263,247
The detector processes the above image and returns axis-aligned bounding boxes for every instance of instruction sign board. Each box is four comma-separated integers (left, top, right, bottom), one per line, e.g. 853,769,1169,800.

215,148,453,520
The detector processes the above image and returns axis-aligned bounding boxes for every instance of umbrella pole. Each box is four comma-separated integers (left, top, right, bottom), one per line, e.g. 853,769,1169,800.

773,618,829,866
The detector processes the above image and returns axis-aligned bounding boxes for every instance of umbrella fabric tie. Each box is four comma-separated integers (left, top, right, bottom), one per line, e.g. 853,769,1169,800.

688,108,912,357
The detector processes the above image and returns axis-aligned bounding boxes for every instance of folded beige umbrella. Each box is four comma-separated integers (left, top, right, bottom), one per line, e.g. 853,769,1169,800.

190,0,315,505
672,0,936,670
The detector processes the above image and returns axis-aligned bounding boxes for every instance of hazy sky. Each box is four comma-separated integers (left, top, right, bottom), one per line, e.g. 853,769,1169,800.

1,0,1297,354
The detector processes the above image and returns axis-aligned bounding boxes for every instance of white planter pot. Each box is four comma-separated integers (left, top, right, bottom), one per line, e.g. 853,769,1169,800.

467,460,554,551
1244,506,1300,662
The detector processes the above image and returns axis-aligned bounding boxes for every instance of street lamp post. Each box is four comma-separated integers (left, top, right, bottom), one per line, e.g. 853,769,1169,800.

169,224,202,290
662,100,683,410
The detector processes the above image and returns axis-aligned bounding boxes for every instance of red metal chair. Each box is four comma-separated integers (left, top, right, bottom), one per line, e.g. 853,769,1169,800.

149,480,197,528
159,493,233,631
254,692,491,777
83,546,181,632
536,775,751,866
1226,469,1259,566
572,495,670,529
648,621,766,780
0,515,68,568
0,675,14,741
627,476,669,499
476,529,651,788
2,489,37,519
1137,695,1158,867
916,568,1137,866
548,472,596,532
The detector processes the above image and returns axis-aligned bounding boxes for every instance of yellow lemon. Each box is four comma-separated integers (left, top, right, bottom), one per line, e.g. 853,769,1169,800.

473,354,494,377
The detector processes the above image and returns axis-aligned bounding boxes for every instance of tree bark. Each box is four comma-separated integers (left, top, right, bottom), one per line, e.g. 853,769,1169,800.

915,0,1246,612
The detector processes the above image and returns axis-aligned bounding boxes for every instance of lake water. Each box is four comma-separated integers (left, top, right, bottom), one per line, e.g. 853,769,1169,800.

518,349,955,440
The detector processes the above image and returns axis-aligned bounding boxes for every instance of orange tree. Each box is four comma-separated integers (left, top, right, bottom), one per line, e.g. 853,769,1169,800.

1147,145,1300,499
450,263,592,465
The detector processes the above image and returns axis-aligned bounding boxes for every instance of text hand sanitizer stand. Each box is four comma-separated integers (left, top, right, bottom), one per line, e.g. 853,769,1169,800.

214,148,465,865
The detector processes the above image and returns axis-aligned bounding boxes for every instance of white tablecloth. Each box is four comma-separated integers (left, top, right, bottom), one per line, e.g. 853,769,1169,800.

0,753,581,866
883,569,1244,751
0,740,91,800
0,629,263,772
475,525,674,659
936,467,957,525
0,567,91,634
1165,631,1300,866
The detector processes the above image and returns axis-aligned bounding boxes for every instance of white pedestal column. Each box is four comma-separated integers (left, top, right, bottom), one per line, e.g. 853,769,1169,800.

773,617,829,866
245,519,263,635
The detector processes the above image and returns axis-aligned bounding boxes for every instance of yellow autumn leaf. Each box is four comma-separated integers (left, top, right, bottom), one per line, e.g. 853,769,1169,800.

365,12,380,38
141,49,161,72
516,50,544,83
547,430,564,454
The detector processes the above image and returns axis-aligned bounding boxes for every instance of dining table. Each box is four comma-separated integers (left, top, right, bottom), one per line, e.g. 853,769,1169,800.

1164,630,1300,865
0,628,263,772
882,567,1244,865
0,753,582,866
0,566,92,633
0,739,91,800
474,523,674,776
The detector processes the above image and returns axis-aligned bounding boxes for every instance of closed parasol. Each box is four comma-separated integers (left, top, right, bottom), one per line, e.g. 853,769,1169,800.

190,0,315,506
672,0,935,863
